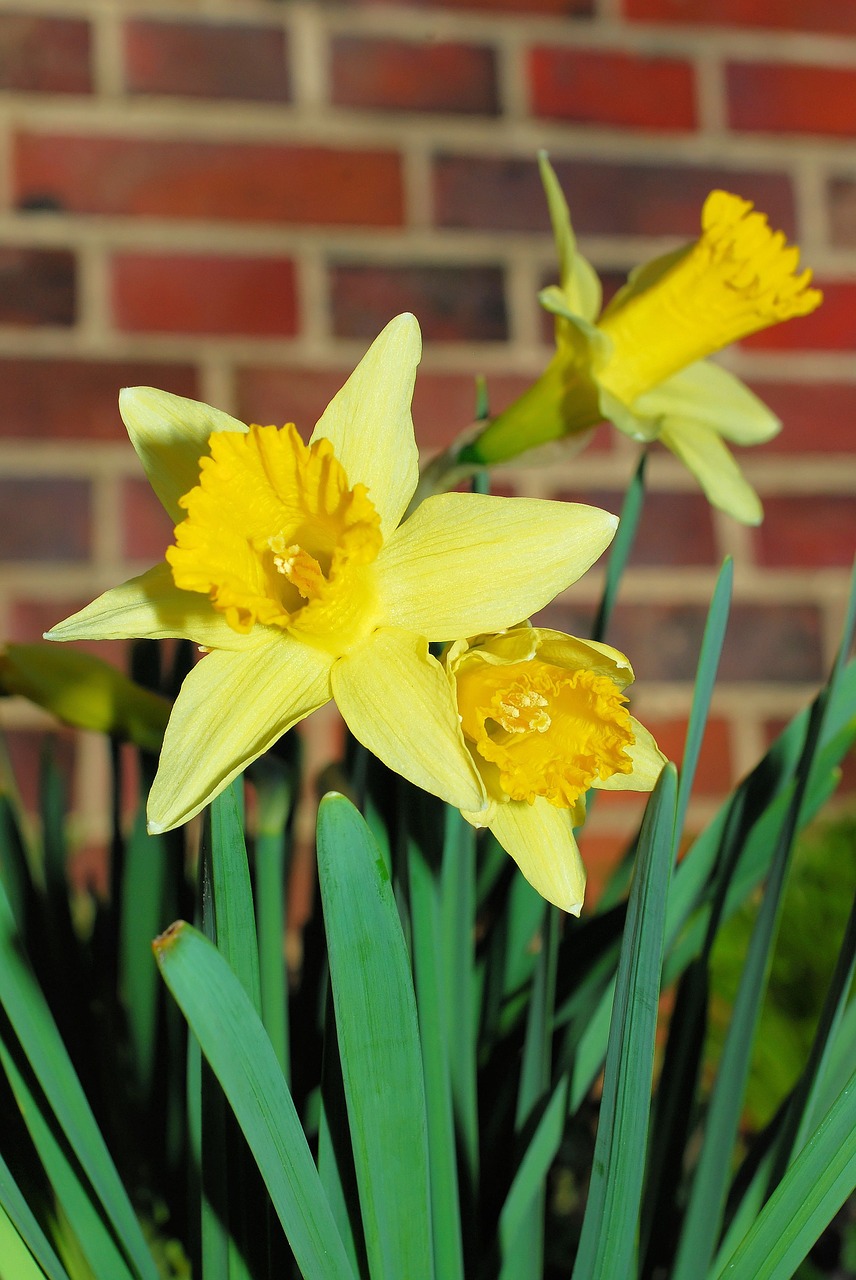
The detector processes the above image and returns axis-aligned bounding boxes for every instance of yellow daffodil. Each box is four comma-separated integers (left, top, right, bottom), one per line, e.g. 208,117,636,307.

46,315,618,834
444,623,666,914
461,154,822,525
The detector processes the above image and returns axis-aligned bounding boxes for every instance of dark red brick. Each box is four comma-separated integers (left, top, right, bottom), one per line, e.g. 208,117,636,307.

14,134,404,228
553,488,718,565
123,19,290,102
112,254,298,336
331,36,497,115
0,15,91,93
363,0,592,12
0,248,75,326
643,716,733,794
742,282,856,352
0,479,90,561
122,478,175,562
746,382,856,453
624,0,856,35
433,153,796,238
530,46,696,131
330,263,507,342
0,359,198,440
727,62,856,137
753,496,856,569
537,600,825,683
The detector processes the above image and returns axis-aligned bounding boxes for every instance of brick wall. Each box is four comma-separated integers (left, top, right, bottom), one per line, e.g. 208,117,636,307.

1,0,854,868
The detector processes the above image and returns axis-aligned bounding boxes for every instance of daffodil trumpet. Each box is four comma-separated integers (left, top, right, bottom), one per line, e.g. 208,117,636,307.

444,623,666,913
46,314,618,837
457,155,822,525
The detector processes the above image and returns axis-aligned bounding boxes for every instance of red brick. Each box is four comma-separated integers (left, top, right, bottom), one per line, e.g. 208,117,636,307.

553,488,718,566
123,19,290,102
827,178,856,249
14,135,404,228
330,263,507,342
745,382,856,454
537,600,825,683
742,282,856,353
331,36,497,115
122,478,175,563
753,496,856,569
0,479,90,561
530,47,696,132
433,153,796,238
0,15,91,93
624,0,856,35
727,63,856,138
364,0,592,12
643,716,733,794
0,248,75,326
112,254,298,337
0,359,198,440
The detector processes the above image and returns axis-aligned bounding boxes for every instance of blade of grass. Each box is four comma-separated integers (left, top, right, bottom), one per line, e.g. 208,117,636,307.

0,1200,59,1280
316,793,434,1280
208,780,261,1011
713,1064,856,1280
253,758,297,1080
591,452,646,645
154,920,356,1280
119,786,167,1100
0,1148,71,1280
0,880,158,1280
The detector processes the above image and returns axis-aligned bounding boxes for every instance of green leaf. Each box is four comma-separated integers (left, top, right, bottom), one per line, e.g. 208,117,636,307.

591,453,646,645
0,1148,71,1280
316,793,434,1280
208,780,261,1012
0,1198,60,1280
119,794,168,1100
714,1065,856,1280
154,920,355,1280
572,763,677,1280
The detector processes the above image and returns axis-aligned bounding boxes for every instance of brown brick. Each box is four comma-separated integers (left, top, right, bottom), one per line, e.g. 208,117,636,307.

624,0,856,35
0,479,90,561
330,263,507,342
122,478,175,563
0,248,75,326
364,0,592,12
745,382,856,453
827,177,856,249
112,254,298,336
123,19,290,102
530,47,696,132
331,36,497,115
753,496,856,569
742,281,856,352
0,14,91,93
433,153,796,237
0,359,198,441
727,62,856,137
14,134,404,228
553,488,718,566
536,600,825,683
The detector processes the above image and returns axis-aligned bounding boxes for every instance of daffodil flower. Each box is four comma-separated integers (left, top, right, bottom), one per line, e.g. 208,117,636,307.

461,155,822,525
444,623,666,913
46,314,618,833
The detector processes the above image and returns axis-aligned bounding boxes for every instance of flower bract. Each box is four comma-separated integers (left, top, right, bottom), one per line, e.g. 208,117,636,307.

46,314,618,834
445,624,666,914
463,155,822,525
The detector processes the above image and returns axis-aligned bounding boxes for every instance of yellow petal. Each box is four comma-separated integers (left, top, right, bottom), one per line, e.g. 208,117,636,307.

331,628,486,812
376,494,617,639
538,152,602,324
489,796,586,915
593,717,667,792
633,361,781,446
44,563,265,652
147,638,333,832
120,388,248,524
658,419,763,525
310,313,421,538
530,628,634,689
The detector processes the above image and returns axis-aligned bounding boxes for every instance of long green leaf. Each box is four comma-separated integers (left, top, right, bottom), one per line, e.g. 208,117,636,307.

0,1147,71,1280
208,781,261,1011
316,793,434,1280
572,763,677,1280
591,453,646,645
154,920,355,1280
0,1200,55,1280
714,1065,856,1280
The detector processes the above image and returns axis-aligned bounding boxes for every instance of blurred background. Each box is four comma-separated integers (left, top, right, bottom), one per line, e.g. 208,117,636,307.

0,0,854,886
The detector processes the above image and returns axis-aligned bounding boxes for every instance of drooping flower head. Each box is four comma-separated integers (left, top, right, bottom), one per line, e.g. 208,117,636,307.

46,315,619,836
445,624,666,913
461,157,823,525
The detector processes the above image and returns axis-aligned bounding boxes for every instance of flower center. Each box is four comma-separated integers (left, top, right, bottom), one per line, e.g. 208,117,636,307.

455,656,635,807
596,190,823,405
167,423,383,653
